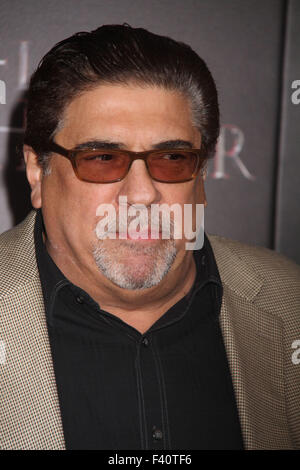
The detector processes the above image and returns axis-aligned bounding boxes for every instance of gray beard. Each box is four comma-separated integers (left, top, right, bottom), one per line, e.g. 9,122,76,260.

92,238,177,290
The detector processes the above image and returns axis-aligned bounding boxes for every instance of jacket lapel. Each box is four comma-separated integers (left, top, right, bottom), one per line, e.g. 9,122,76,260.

208,234,292,449
0,210,65,449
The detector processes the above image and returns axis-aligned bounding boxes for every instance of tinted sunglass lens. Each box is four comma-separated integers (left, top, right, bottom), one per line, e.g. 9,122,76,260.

76,151,129,182
148,151,198,182
74,150,200,183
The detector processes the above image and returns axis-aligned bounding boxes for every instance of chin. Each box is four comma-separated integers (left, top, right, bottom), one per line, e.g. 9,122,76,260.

92,238,177,290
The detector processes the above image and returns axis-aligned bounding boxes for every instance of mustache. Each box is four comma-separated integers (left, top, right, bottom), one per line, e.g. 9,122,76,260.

95,210,176,239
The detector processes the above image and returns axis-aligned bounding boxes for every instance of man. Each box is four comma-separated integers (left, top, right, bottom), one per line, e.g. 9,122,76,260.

1,24,299,450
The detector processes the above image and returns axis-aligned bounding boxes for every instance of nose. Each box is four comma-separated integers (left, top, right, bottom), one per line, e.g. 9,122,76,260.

118,159,160,207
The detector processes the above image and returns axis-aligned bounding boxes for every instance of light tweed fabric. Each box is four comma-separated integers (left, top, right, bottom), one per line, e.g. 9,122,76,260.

0,210,299,450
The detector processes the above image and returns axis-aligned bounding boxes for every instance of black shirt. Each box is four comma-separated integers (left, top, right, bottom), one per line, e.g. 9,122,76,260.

34,209,244,450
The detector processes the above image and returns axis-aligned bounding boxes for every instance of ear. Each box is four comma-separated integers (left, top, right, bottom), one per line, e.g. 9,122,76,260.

23,144,43,209
203,185,208,208
202,170,208,208
196,169,208,207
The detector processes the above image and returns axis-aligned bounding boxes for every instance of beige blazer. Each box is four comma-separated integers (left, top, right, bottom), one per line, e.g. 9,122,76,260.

0,210,299,450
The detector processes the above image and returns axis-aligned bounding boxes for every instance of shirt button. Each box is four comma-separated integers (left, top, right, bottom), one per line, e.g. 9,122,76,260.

76,295,84,304
152,426,163,441
142,337,150,347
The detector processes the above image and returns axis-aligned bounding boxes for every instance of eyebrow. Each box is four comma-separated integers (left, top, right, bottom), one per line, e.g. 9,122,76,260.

153,140,193,150
74,140,122,151
73,139,194,151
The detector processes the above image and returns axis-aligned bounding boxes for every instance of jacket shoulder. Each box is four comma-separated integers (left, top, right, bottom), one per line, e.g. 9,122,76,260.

208,233,300,279
207,233,300,318
0,210,38,297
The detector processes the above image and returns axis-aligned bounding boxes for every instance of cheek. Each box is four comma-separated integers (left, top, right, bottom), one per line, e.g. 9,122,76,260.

190,175,205,203
167,180,205,243
163,179,202,206
41,169,117,245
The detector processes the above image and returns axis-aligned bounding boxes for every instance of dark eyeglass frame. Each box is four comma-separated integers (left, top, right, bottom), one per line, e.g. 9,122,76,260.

46,140,208,184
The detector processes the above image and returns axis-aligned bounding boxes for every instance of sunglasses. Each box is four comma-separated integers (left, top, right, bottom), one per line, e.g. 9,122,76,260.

46,141,208,184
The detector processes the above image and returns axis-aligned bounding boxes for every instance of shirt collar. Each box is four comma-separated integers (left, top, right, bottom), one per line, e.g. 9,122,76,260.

34,208,222,325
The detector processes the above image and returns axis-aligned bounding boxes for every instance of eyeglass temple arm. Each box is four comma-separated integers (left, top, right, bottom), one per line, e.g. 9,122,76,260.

47,141,70,158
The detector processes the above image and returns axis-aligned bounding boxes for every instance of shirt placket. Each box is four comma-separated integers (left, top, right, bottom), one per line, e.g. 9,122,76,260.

135,333,170,450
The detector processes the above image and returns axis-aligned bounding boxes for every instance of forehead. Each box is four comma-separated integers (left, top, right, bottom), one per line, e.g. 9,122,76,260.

57,84,200,147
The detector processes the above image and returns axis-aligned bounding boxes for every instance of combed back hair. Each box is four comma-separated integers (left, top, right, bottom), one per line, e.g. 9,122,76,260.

24,24,220,171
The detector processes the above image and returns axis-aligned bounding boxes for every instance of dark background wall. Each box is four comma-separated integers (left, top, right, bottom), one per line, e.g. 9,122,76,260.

0,0,299,263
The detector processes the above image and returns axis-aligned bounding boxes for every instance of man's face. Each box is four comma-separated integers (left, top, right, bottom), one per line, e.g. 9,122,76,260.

27,84,205,290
